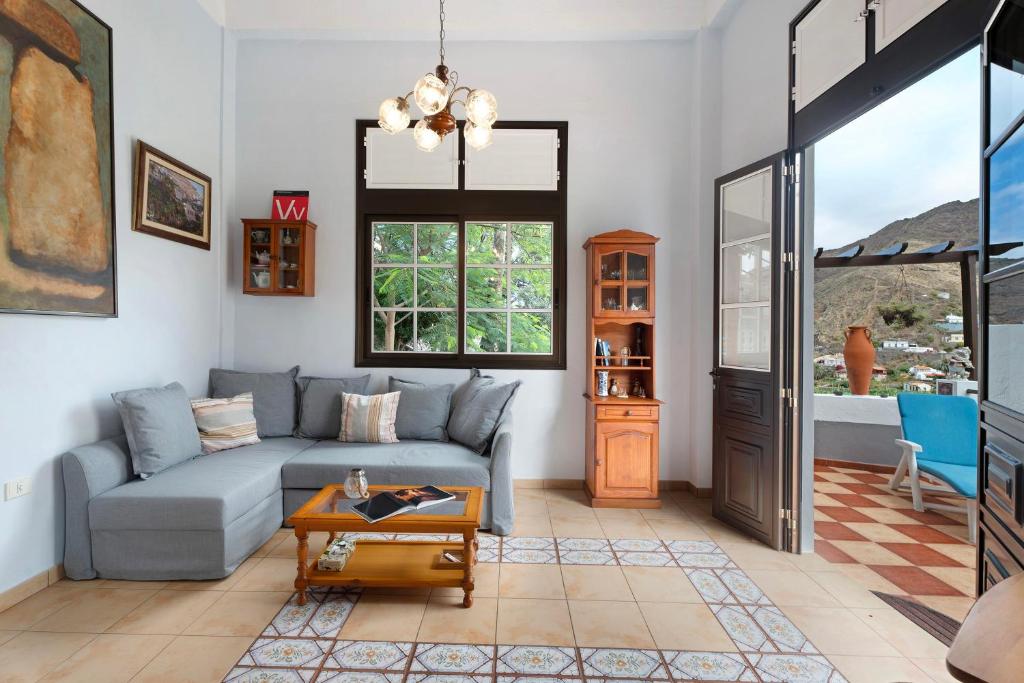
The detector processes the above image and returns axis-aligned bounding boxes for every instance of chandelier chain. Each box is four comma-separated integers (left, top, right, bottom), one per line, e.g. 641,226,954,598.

438,0,446,65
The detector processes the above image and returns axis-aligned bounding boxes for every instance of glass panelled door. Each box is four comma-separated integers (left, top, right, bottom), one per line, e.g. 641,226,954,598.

712,153,786,548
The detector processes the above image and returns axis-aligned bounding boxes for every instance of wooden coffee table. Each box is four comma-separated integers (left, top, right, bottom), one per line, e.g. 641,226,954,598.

286,485,482,607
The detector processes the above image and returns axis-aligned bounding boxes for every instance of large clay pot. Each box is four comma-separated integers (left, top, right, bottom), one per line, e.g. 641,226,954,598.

844,326,876,395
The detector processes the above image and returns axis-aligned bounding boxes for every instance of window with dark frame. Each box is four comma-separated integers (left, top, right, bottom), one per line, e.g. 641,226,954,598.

355,120,567,370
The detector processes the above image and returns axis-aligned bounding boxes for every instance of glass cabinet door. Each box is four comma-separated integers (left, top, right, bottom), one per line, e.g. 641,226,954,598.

624,250,650,314
247,224,273,291
594,247,653,316
276,225,303,293
596,248,624,315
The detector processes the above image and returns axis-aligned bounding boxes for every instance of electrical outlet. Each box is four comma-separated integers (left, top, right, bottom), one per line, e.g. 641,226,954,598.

4,478,30,501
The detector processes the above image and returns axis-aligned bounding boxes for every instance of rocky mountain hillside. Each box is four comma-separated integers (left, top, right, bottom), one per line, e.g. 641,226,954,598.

814,199,978,350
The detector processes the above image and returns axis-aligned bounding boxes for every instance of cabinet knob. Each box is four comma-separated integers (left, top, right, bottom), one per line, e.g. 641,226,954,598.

596,460,603,466
625,410,632,416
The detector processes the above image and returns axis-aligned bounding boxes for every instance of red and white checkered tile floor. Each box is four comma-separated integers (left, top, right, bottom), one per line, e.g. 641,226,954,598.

813,461,976,622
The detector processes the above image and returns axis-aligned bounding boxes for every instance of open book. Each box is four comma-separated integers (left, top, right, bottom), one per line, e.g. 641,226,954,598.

352,486,455,523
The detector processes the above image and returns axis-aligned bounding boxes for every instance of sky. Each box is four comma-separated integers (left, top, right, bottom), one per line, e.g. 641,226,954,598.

812,47,980,250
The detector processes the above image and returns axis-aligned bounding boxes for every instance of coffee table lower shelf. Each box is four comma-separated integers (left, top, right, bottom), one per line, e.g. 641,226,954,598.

298,540,477,606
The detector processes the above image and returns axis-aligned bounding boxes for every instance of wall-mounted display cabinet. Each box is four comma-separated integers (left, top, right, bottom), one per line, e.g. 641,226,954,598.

242,219,317,296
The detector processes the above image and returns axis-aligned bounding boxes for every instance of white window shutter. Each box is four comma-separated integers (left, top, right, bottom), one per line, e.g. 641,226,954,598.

465,129,559,191
874,0,947,53
365,128,459,189
793,0,866,112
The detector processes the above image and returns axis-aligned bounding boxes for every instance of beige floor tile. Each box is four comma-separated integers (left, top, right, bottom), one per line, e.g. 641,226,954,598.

131,634,251,683
816,472,861,483
640,504,688,521
858,507,923,524
868,494,915,509
545,489,588,504
417,596,497,644
646,519,711,541
743,570,840,607
510,515,554,537
805,571,892,609
784,549,841,572
917,595,975,622
718,543,798,571
829,541,912,566
0,631,17,646
269,531,331,559
836,564,910,596
96,580,169,591
514,496,550,517
815,482,852,494
568,600,653,648
0,631,95,683
30,589,157,633
561,565,631,601
813,509,835,522
785,606,901,657
251,530,290,557
814,492,841,506
697,520,757,544
164,557,258,592
637,602,735,651
594,508,645,522
231,557,297,592
910,657,960,683
934,525,970,542
621,566,702,603
852,608,949,659
0,583,90,630
340,594,428,641
40,633,172,682
828,655,933,683
109,589,222,635
496,598,573,646
184,591,291,637
920,567,975,596
926,543,977,567
550,517,605,538
597,519,659,539
499,564,565,600
434,563,500,599
843,523,917,543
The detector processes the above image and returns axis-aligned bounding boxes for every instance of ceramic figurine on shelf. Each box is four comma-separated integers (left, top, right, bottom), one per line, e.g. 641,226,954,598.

255,249,270,265
596,370,610,397
609,378,621,398
281,232,294,246
632,378,646,398
619,346,631,366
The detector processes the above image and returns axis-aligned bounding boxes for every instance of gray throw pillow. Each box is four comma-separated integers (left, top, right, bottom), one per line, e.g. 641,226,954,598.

296,375,371,439
447,370,520,454
389,377,455,441
209,366,299,437
112,382,202,479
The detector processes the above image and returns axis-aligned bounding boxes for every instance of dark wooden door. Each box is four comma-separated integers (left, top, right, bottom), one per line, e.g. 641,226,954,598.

712,153,787,548
977,0,1024,597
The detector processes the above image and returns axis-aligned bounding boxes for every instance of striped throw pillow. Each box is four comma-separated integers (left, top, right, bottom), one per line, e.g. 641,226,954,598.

339,392,400,443
190,392,261,454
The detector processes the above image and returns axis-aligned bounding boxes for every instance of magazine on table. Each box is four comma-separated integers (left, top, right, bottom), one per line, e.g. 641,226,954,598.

352,486,455,523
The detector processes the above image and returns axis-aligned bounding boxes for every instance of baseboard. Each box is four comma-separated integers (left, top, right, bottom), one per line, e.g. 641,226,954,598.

514,478,712,498
815,458,897,474
0,563,64,613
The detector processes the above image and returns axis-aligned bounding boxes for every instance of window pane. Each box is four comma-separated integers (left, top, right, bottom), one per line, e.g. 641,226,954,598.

626,252,648,280
416,312,457,352
600,251,622,281
466,268,507,308
720,306,771,370
626,286,648,312
466,312,507,352
373,267,414,308
417,223,458,264
722,168,771,243
511,312,552,353
510,269,552,309
988,122,1024,271
466,222,508,264
722,238,771,304
510,223,552,264
373,223,414,263
417,268,457,308
373,310,414,352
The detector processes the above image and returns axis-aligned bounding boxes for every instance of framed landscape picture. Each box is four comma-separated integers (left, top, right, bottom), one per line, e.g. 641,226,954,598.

133,141,212,250
0,0,115,316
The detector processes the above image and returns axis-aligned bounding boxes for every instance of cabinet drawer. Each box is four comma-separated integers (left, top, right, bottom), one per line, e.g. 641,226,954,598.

980,521,1023,593
985,442,1023,525
596,405,659,421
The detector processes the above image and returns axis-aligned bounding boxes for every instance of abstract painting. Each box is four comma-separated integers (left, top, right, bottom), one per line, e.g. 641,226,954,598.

132,141,211,250
0,0,115,316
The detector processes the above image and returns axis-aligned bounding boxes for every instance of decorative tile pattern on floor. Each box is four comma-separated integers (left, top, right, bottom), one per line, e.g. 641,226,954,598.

814,461,974,606
223,535,851,682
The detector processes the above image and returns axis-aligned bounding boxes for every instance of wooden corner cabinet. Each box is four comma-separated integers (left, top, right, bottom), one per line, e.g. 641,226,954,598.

583,229,662,508
242,219,317,296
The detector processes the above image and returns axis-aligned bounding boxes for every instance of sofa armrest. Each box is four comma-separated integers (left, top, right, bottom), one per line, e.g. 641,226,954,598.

488,416,514,535
62,436,133,579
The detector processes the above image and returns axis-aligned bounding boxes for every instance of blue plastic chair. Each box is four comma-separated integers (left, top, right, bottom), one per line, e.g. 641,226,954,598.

889,393,978,543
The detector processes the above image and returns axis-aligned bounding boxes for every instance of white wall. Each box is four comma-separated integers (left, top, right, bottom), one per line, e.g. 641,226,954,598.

0,0,225,593
230,39,696,482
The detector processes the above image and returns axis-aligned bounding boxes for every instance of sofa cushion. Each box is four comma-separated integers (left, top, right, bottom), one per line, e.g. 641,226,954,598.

112,382,202,479
190,392,260,454
447,372,520,454
282,439,491,491
295,375,371,439
89,437,314,531
339,392,400,443
209,366,299,438
389,377,454,442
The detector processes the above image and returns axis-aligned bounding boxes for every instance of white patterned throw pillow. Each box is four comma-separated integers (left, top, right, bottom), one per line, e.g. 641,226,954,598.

339,391,400,443
190,392,261,454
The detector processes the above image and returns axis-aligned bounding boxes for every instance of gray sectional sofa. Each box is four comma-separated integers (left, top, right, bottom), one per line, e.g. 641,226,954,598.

61,377,514,581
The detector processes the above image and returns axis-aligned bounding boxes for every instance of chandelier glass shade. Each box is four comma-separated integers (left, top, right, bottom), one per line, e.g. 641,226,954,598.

376,0,497,152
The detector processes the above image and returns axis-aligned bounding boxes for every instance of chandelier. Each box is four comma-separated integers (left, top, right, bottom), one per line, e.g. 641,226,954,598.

377,0,498,152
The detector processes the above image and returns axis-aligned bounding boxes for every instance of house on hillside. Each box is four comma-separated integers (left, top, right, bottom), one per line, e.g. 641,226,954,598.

910,365,945,380
903,381,934,393
945,313,964,324
814,354,844,367
944,332,965,345
882,340,910,349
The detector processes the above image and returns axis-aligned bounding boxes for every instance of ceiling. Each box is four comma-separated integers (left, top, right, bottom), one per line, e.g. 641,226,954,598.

196,0,737,40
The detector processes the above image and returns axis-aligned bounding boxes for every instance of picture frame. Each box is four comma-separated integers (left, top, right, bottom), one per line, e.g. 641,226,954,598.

132,140,212,250
0,0,116,317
